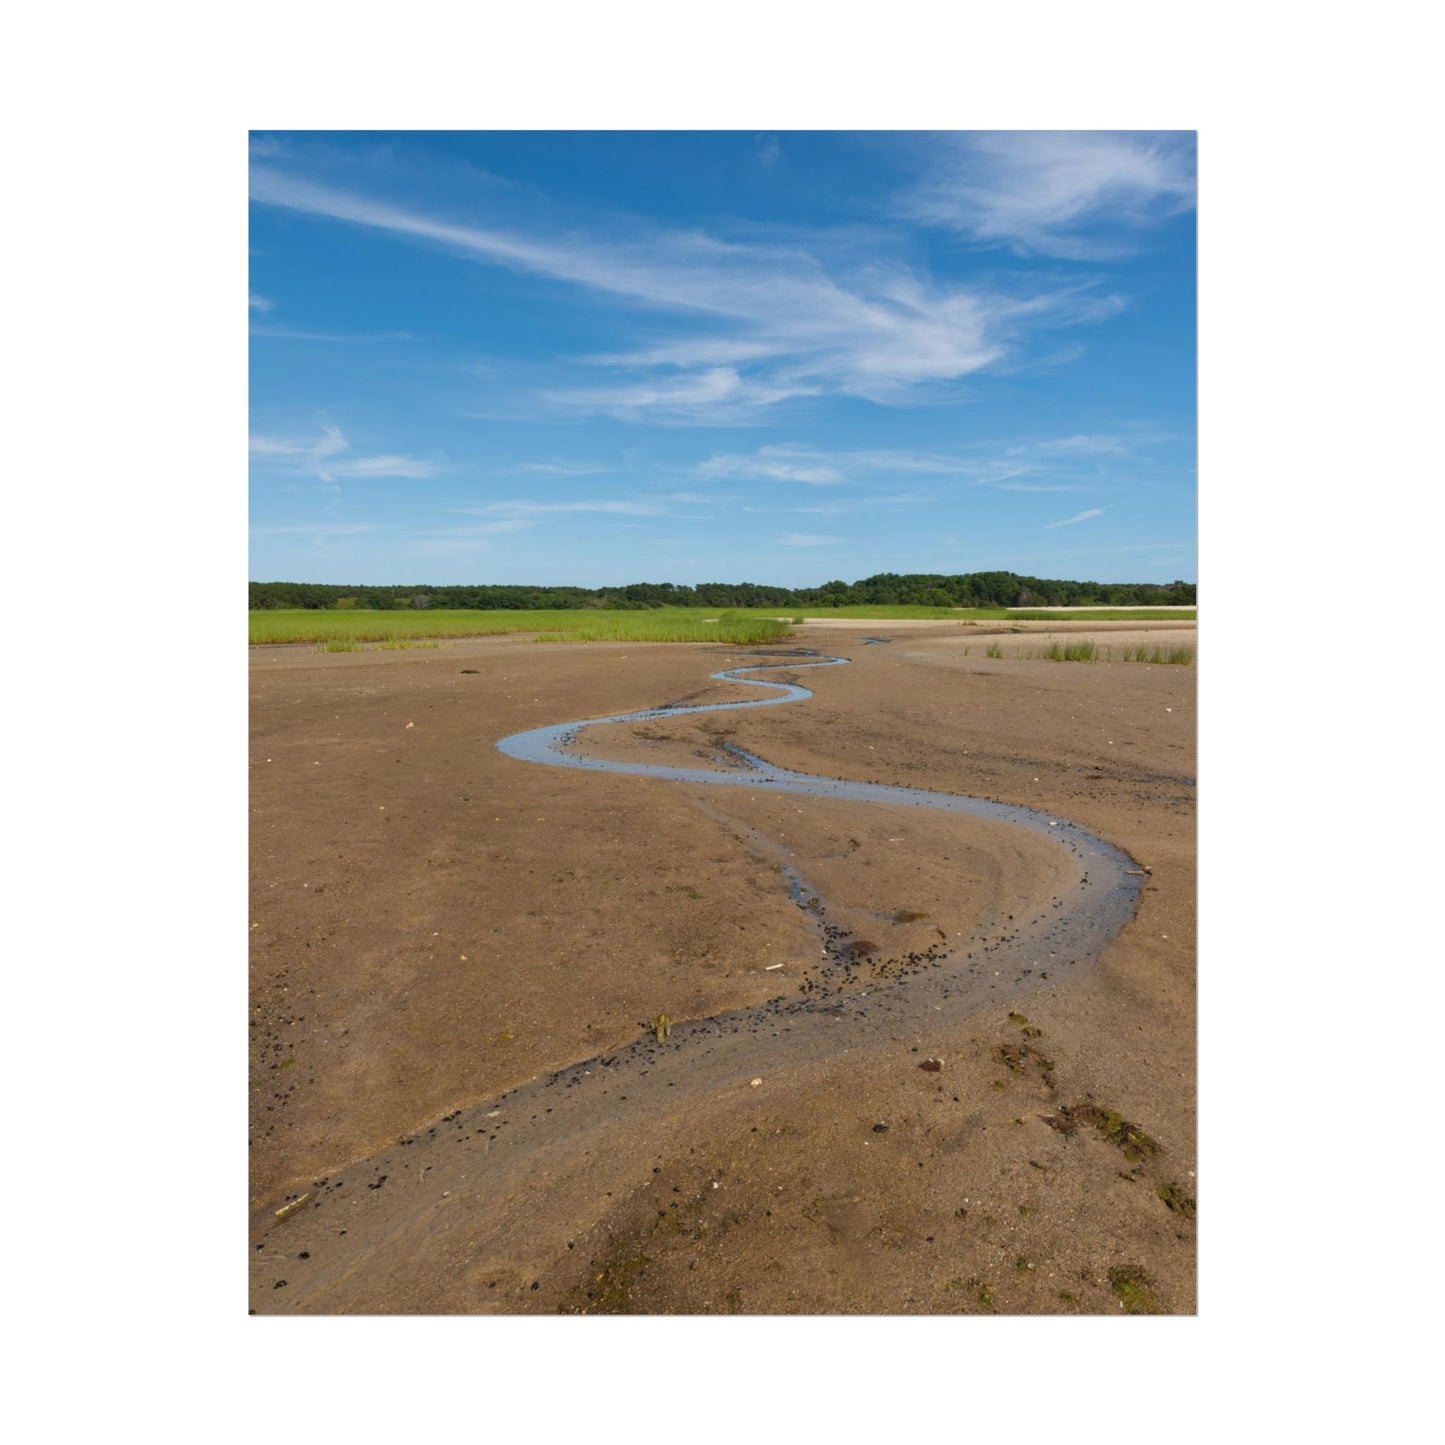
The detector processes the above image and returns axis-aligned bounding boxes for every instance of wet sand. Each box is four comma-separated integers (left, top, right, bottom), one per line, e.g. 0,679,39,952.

249,619,1195,1313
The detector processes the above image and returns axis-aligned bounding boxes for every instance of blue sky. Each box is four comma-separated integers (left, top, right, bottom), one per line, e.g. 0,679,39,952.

249,131,1195,587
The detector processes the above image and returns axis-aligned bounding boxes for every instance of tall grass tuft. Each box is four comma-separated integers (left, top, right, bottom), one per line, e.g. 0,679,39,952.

1042,641,1098,662
1120,644,1194,665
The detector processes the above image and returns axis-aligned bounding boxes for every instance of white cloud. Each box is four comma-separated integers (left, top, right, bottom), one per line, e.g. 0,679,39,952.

329,454,441,479
249,293,275,312
690,434,1174,511
782,494,926,516
581,337,781,370
249,323,420,344
697,444,1032,488
1044,507,1105,529
901,132,1195,259
249,426,439,482
249,522,375,537
514,460,609,477
249,324,353,342
412,518,527,537
543,367,817,425
991,482,1088,493
250,162,1126,422
249,425,347,461
460,499,666,517
698,445,844,484
1029,433,1131,456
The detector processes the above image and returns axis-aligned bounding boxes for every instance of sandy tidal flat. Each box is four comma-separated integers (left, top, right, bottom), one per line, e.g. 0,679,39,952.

249,620,1196,1314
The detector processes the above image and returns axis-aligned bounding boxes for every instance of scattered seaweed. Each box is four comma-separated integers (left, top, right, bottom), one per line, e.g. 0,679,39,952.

1043,1102,1160,1162
1156,1181,1197,1218
1108,1264,1162,1314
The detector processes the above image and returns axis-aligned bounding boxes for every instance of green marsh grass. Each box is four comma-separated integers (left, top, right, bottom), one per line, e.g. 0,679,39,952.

534,613,791,644
1027,641,1193,665
257,609,564,644
985,642,1004,659
1118,644,1194,665
742,604,1008,620
1009,608,1195,622
252,607,792,646
1041,641,1098,662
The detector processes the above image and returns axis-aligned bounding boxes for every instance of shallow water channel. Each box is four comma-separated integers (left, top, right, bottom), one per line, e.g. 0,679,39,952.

497,650,1140,961
493,648,1143,1136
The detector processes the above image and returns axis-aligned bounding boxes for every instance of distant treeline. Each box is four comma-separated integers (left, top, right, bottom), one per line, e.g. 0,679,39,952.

249,572,1196,612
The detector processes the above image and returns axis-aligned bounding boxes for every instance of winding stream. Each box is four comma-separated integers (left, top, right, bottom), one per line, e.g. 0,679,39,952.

497,650,1140,963
505,656,1138,947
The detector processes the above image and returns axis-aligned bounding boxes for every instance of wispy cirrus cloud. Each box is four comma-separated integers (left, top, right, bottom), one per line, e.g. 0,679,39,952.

248,425,347,461
1026,433,1132,457
249,160,1126,423
900,132,1195,260
249,324,359,342
451,494,728,529
693,434,1174,516
514,460,610,477
543,368,818,426
249,293,275,312
459,499,667,518
990,481,1089,493
697,445,846,484
778,493,928,517
249,426,441,484
330,454,441,479
697,443,1036,489
249,521,375,537
250,321,421,343
1045,507,1105,529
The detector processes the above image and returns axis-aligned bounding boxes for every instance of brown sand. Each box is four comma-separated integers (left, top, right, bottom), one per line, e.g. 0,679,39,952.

249,620,1195,1314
